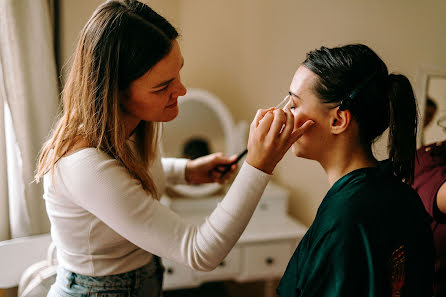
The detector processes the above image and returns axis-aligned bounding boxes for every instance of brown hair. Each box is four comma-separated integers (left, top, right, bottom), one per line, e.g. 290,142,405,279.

35,0,178,197
303,44,418,183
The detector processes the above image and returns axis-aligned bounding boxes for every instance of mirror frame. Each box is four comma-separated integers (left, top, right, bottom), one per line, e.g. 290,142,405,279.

416,65,446,147
162,88,240,198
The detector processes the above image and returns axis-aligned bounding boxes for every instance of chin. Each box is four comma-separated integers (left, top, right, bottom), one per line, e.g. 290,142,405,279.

291,144,303,157
160,107,179,122
292,143,313,160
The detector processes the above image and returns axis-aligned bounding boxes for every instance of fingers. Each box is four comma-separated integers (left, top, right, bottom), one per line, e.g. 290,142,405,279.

211,163,238,184
253,108,314,147
267,109,287,136
252,107,275,128
212,152,237,165
246,104,315,174
256,112,275,136
289,119,315,143
280,108,295,138
210,169,222,180
252,109,291,149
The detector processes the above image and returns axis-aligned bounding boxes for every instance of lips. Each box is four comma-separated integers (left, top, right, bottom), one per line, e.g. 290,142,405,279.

166,101,177,108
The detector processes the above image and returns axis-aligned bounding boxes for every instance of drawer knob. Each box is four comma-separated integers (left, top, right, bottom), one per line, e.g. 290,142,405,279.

265,257,274,265
219,261,226,267
167,268,174,274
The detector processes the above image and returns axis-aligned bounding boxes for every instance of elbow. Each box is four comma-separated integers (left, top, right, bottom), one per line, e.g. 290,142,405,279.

187,250,224,272
189,259,219,272
192,265,215,272
181,224,229,272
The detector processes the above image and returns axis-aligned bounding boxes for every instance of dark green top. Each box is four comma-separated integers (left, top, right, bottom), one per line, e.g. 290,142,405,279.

277,161,434,297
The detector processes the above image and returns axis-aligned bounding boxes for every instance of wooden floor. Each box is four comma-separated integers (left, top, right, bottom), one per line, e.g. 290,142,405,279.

164,280,278,297
164,282,228,297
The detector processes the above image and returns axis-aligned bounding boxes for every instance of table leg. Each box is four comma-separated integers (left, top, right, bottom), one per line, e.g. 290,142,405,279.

264,279,276,297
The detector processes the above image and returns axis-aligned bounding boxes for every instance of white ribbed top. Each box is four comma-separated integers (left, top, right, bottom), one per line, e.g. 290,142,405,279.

43,147,270,276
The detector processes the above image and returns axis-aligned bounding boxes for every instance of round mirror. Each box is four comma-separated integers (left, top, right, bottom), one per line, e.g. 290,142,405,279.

161,88,246,197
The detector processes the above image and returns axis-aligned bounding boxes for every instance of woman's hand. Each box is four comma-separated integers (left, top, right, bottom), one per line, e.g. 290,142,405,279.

246,107,314,174
185,153,238,184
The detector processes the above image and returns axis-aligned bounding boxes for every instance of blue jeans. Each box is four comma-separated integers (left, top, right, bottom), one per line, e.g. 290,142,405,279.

48,257,164,297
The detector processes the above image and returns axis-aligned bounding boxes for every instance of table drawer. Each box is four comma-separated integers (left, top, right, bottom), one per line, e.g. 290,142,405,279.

241,241,292,279
162,258,198,290
196,247,240,281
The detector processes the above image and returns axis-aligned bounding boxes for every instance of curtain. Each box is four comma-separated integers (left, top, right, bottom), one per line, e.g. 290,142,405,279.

0,61,9,241
0,0,59,240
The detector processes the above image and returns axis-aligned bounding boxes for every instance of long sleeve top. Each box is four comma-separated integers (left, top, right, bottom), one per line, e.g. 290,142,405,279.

277,161,434,297
43,147,270,276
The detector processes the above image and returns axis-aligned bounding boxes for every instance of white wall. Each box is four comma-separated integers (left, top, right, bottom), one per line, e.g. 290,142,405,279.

176,0,446,226
58,0,179,79
60,0,446,226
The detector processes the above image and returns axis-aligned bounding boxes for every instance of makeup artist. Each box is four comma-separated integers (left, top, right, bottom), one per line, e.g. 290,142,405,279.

34,1,314,297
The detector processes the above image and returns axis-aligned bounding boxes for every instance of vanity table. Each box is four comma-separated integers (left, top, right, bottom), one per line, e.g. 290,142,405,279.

160,89,308,296
160,183,307,297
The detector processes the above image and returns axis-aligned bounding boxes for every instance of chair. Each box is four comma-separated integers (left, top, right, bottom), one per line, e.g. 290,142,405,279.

0,234,52,292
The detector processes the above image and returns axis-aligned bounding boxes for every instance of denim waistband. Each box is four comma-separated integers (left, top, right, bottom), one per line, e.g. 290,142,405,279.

57,256,162,290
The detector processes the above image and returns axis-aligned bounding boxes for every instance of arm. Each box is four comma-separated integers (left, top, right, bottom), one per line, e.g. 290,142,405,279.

161,157,188,184
60,152,270,271
436,181,446,215
63,109,312,271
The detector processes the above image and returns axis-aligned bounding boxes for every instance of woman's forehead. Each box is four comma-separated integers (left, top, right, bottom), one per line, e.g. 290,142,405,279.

290,66,318,96
144,41,183,85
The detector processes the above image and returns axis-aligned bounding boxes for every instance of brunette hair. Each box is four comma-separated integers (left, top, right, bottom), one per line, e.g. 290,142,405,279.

303,44,418,183
35,0,178,197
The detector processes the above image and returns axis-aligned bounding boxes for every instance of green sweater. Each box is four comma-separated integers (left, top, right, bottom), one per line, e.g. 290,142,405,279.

277,161,434,297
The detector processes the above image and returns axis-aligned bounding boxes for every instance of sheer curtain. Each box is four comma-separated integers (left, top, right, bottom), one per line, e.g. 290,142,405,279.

0,0,59,240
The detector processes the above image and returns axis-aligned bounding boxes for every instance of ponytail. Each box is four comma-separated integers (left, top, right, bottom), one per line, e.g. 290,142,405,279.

386,74,418,184
303,44,419,183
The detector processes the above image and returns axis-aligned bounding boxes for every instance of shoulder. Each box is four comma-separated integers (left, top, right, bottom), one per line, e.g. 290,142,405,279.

326,171,418,221
47,147,158,211
53,148,138,194
57,148,119,173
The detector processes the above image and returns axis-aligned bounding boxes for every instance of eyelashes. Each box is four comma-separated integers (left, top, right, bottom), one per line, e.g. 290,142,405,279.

154,85,169,93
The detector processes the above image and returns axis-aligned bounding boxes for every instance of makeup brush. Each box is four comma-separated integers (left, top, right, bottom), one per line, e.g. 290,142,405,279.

214,94,291,177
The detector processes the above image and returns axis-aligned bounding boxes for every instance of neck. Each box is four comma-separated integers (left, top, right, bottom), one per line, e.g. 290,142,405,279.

122,112,141,139
320,137,378,187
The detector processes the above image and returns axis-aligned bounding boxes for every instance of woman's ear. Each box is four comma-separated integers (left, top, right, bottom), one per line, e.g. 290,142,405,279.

330,107,351,135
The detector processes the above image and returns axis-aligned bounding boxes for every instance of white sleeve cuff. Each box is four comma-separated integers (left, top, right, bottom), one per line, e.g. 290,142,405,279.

162,158,189,184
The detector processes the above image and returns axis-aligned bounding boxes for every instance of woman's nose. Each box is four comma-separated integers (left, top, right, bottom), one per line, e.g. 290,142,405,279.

174,78,187,97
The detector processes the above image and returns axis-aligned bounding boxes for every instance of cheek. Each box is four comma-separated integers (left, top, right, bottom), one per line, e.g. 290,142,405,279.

293,109,314,130
122,93,166,122
291,109,322,158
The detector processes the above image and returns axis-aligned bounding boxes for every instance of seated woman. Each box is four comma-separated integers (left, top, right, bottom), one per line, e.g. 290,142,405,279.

276,44,434,297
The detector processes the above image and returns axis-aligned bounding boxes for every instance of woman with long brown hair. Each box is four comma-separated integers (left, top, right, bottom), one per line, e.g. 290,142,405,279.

35,1,313,296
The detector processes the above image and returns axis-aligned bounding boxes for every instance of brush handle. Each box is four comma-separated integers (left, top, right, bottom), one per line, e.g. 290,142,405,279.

214,148,248,177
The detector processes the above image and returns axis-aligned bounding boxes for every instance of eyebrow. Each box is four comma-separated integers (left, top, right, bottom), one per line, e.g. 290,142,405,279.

153,78,174,89
152,58,184,89
289,91,300,99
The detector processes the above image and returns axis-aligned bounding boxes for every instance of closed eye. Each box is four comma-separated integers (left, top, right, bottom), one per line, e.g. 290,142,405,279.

154,85,169,93
288,92,298,112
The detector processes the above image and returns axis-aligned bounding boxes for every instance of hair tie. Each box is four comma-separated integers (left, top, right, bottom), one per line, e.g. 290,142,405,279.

339,71,378,111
